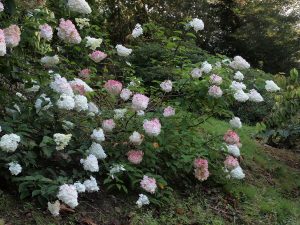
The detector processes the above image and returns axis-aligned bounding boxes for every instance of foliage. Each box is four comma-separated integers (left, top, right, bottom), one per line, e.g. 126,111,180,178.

257,69,300,148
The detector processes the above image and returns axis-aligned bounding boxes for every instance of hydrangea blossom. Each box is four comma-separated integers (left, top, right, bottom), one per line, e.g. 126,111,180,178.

57,19,81,44
74,181,86,193
0,2,4,12
85,36,102,50
163,106,175,117
50,74,74,96
136,194,149,208
48,201,60,217
109,164,126,179
234,90,249,102
102,119,116,132
224,156,239,170
74,95,89,111
160,80,172,92
0,134,21,152
104,80,123,95
230,166,245,179
265,80,280,92
88,102,100,116
91,128,105,143
0,29,7,56
116,44,132,57
8,162,22,175
88,142,107,159
210,74,223,85
140,175,157,194
35,94,53,112
230,81,246,91
191,68,202,78
229,56,250,70
137,110,145,116
143,118,161,137
226,144,240,157
78,68,91,79
193,158,209,181
57,94,75,110
129,131,143,146
208,85,223,98
248,89,264,102
229,117,242,129
69,78,93,94
132,23,143,38
41,55,60,67
57,184,78,208
39,24,53,41
4,25,21,48
83,176,99,192
189,18,204,32
233,71,244,81
114,108,127,119
120,88,132,101
132,94,149,111
67,0,92,14
80,154,99,172
53,133,72,150
25,84,40,93
201,61,212,74
89,50,107,63
75,18,90,29
224,130,240,145
127,150,144,164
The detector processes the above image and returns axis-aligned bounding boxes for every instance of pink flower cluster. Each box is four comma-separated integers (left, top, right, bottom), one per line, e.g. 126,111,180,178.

143,118,161,137
39,24,53,41
210,74,223,85
127,150,144,164
193,158,209,181
102,119,116,132
163,106,175,117
104,80,122,95
70,83,85,95
224,156,239,170
223,130,240,145
132,94,149,111
140,175,157,194
4,25,21,48
208,85,223,98
0,29,6,56
89,50,107,63
78,68,91,79
57,19,81,44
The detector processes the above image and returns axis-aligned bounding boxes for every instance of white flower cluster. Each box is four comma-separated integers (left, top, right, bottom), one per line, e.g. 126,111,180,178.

57,184,78,208
114,108,127,119
229,117,242,129
116,44,132,57
0,133,21,152
74,181,86,193
229,56,250,70
8,162,22,175
83,176,99,192
233,71,244,81
41,55,59,67
132,24,143,38
234,90,249,102
129,131,143,145
88,102,100,116
85,36,103,50
80,154,99,172
75,18,90,29
48,201,60,217
67,0,92,14
53,133,72,150
226,144,240,157
136,194,149,208
265,80,280,92
74,95,89,111
189,18,204,32
91,128,105,143
229,166,245,179
88,142,107,159
35,94,52,112
57,94,75,110
50,74,74,96
248,89,264,102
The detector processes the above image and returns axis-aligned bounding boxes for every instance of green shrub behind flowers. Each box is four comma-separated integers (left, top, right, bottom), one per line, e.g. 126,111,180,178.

0,0,281,215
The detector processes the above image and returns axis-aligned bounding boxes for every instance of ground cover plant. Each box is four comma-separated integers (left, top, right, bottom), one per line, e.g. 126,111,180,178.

0,0,296,223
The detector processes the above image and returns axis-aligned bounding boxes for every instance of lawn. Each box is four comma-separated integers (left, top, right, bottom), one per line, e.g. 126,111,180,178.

0,118,299,225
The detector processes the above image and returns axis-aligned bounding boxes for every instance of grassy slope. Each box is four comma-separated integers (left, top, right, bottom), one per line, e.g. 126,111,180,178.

0,119,299,225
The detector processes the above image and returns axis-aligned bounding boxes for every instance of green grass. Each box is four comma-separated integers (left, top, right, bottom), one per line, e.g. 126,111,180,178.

0,118,299,224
